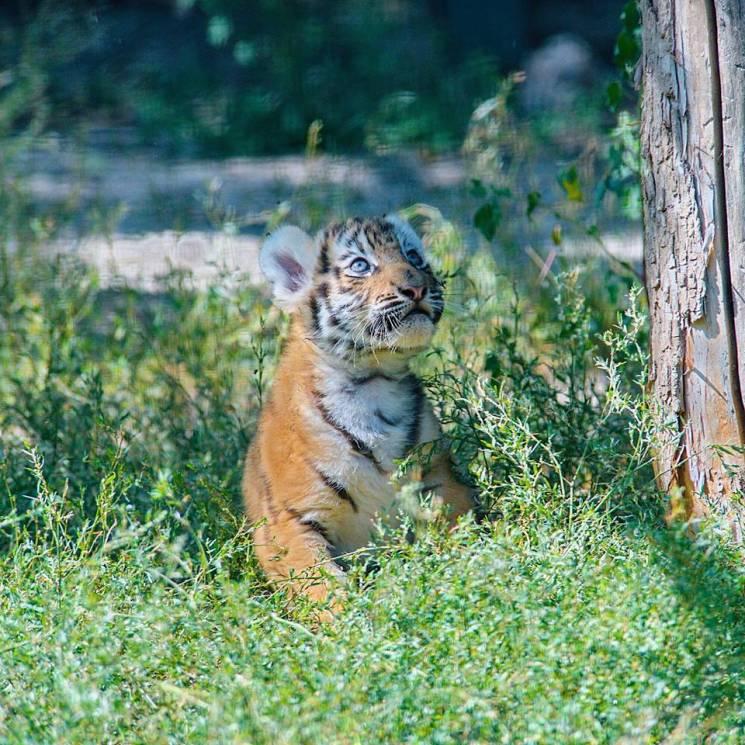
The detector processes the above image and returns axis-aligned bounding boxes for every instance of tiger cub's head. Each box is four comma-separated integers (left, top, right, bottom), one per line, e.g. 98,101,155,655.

260,216,444,358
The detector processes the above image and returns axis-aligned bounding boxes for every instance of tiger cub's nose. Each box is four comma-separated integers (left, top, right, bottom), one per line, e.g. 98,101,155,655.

400,284,427,302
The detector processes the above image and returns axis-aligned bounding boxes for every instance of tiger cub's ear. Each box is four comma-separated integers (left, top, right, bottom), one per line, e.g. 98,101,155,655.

259,226,318,310
385,213,427,263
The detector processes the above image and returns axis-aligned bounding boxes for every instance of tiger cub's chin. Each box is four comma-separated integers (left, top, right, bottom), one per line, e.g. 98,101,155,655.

242,215,474,620
392,312,436,350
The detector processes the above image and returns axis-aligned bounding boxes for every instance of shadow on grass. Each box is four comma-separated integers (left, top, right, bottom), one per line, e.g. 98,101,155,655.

629,509,745,735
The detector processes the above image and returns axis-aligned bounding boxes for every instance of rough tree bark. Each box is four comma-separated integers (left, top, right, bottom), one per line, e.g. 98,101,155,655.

640,0,745,536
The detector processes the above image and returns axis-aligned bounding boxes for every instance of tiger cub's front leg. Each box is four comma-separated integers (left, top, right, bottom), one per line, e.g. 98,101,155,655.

244,446,346,614
252,510,345,605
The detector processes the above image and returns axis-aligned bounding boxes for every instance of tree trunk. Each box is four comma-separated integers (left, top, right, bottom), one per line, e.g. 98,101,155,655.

640,0,745,537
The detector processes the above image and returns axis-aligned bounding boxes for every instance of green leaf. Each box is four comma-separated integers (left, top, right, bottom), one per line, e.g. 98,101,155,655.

469,179,487,199
606,81,622,112
551,224,562,246
526,191,541,219
614,1,641,75
207,15,232,47
621,0,640,31
558,166,583,202
474,203,500,242
616,31,639,66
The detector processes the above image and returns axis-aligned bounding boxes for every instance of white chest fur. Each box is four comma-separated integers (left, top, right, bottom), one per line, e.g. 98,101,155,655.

317,369,418,471
305,363,440,552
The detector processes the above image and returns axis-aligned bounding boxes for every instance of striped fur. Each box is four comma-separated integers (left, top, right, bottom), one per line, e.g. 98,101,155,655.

243,216,473,615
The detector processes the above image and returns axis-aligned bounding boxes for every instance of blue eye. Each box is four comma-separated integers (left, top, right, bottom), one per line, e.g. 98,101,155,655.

349,258,371,274
406,250,424,268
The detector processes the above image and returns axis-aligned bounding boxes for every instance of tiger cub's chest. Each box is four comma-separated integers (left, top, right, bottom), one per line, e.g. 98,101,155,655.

316,371,423,472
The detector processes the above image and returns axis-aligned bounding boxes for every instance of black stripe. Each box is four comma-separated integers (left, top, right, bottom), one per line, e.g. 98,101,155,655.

326,311,340,327
380,220,396,240
312,390,384,472
364,224,379,250
317,284,340,327
318,241,330,274
375,408,401,427
258,466,280,521
422,482,443,493
287,509,332,544
404,377,424,452
347,223,363,251
309,295,321,335
330,308,355,332
302,519,331,543
316,468,358,512
352,372,399,385
379,300,408,315
430,286,444,323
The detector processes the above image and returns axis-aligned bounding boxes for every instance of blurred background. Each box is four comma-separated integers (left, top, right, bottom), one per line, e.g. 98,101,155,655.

1,0,641,293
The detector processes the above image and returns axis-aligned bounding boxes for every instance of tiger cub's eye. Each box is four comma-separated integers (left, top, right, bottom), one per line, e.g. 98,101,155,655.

349,258,371,274
406,250,424,268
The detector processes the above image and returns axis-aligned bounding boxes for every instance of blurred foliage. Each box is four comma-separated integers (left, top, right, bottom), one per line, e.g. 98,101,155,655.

184,0,500,154
0,245,277,554
0,0,500,155
603,0,643,218
466,0,642,307
0,1,89,141
614,0,642,81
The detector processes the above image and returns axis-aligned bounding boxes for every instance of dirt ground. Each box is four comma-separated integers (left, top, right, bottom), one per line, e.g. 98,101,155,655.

23,134,641,290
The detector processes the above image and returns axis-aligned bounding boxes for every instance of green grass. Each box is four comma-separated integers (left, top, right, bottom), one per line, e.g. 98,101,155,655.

3,488,745,743
2,213,745,743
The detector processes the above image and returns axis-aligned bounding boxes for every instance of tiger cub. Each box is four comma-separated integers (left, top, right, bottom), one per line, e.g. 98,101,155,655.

243,215,473,610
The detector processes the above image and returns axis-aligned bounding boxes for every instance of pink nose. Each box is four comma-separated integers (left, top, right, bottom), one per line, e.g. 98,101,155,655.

401,284,426,302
